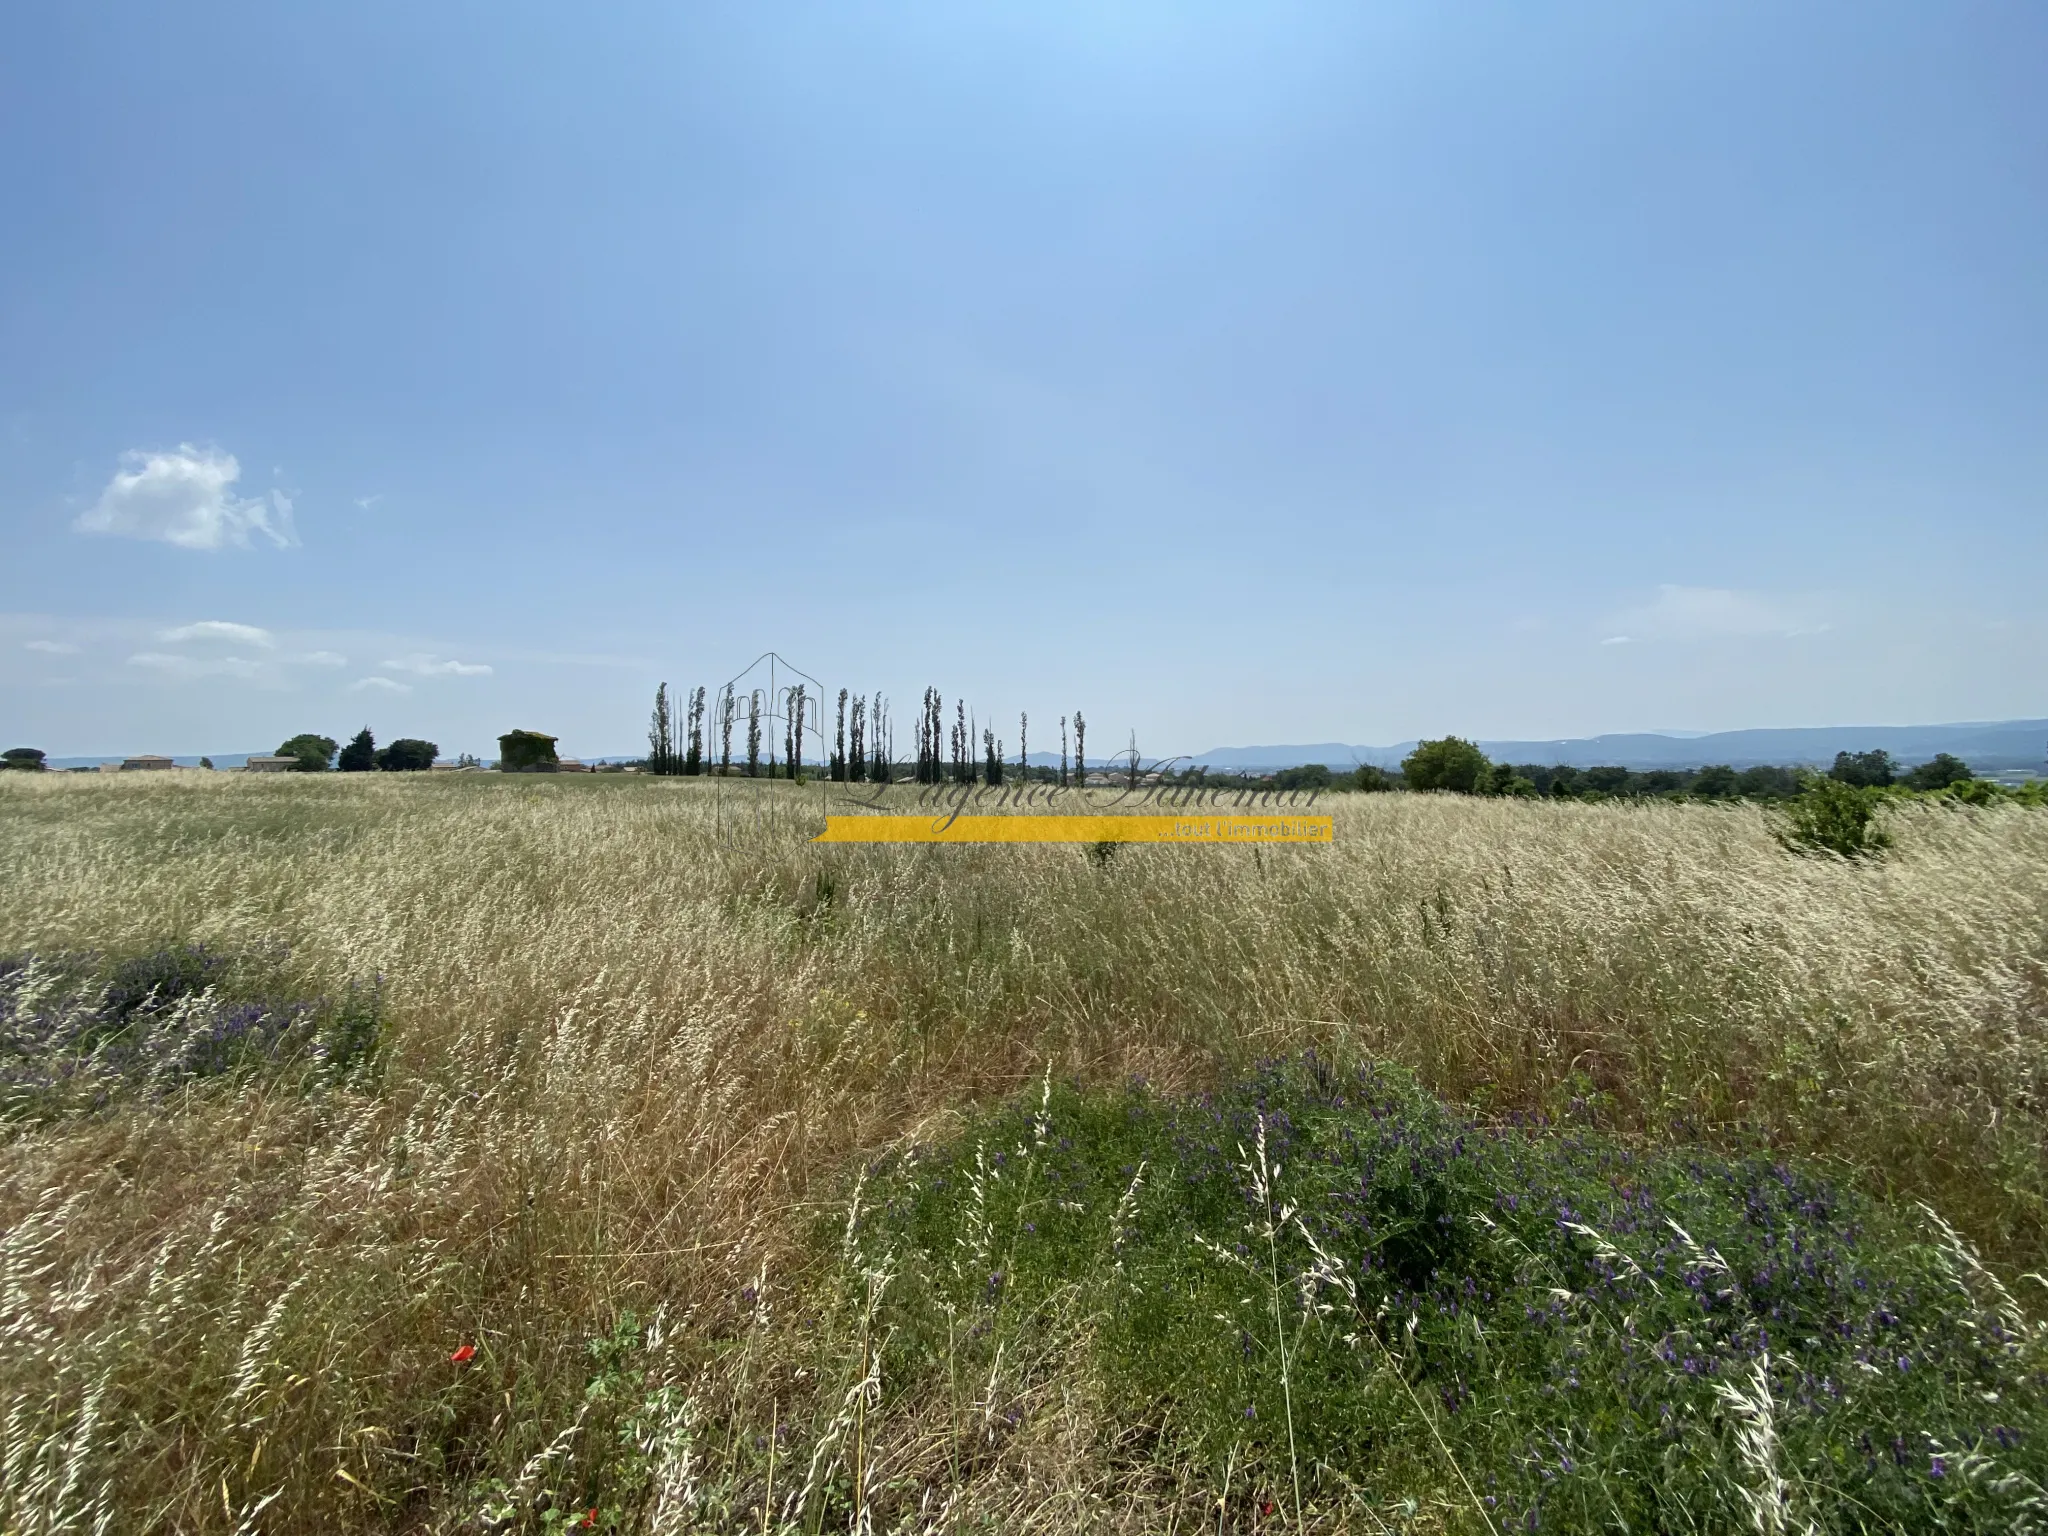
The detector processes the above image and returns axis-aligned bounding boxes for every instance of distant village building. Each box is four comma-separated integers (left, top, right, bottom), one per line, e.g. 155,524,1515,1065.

244,755,298,773
121,755,176,771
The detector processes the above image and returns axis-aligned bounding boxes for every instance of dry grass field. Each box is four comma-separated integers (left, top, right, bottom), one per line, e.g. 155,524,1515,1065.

1,773,2044,1532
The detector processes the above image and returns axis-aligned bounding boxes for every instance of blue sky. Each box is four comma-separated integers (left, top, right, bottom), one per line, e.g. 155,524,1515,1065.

3,3,2043,759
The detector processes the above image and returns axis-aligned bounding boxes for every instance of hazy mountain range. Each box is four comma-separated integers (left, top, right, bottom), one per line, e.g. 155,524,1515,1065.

1183,719,2048,774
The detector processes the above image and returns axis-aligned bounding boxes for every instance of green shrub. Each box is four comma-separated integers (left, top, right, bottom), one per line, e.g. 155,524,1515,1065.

1,748,46,772
1774,776,1892,858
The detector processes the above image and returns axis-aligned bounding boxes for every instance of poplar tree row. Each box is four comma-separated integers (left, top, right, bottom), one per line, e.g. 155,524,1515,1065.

649,680,1093,786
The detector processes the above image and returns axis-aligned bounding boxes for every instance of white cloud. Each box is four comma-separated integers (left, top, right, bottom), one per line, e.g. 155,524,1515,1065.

381,653,492,678
288,650,347,667
1604,585,1830,644
25,639,79,655
160,620,275,648
128,651,263,679
354,494,383,511
75,446,295,550
350,675,411,693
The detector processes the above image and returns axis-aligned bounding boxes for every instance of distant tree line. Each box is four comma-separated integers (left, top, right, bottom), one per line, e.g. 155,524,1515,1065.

641,681,1099,788
1165,739,2014,804
269,729,441,772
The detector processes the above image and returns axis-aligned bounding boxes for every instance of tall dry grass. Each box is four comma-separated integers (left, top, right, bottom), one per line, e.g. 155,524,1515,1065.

0,772,2043,1530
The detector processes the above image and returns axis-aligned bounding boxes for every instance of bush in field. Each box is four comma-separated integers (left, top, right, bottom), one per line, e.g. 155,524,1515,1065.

276,733,337,772
1401,736,1488,793
1350,764,1395,792
1775,775,1892,858
2,748,46,772
376,738,438,772
338,728,377,773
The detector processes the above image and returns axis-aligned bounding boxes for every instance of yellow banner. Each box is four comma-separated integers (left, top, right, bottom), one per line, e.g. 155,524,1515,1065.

811,814,1333,844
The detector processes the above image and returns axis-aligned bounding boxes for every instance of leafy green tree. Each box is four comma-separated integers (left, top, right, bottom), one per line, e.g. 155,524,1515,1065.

1350,764,1394,792
1775,776,1892,858
684,686,705,776
498,729,559,771
1829,749,1895,788
1,747,46,772
377,738,438,771
1401,736,1488,794
647,683,677,776
277,734,337,772
199,756,214,770
1903,753,1971,791
338,727,377,773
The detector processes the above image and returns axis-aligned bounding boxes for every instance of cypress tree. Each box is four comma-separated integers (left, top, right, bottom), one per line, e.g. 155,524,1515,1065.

872,694,892,783
1019,712,1028,782
832,689,848,781
984,728,1002,785
685,687,705,776
719,686,735,775
848,694,866,782
745,691,761,777
1060,715,1069,788
338,726,377,773
790,685,807,780
1073,711,1086,788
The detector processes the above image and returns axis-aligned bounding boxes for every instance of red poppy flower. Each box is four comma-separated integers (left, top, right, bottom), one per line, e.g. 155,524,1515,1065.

448,1343,476,1364
579,1510,597,1528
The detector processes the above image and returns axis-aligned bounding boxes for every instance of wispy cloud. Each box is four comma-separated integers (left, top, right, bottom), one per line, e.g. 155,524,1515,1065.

381,653,492,678
349,675,411,693
354,493,383,511
287,650,347,667
128,651,263,680
161,619,275,647
75,445,295,550
1603,585,1831,645
25,639,78,655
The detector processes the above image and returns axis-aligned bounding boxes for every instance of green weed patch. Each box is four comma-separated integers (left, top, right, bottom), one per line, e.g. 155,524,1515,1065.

850,1060,2048,1531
